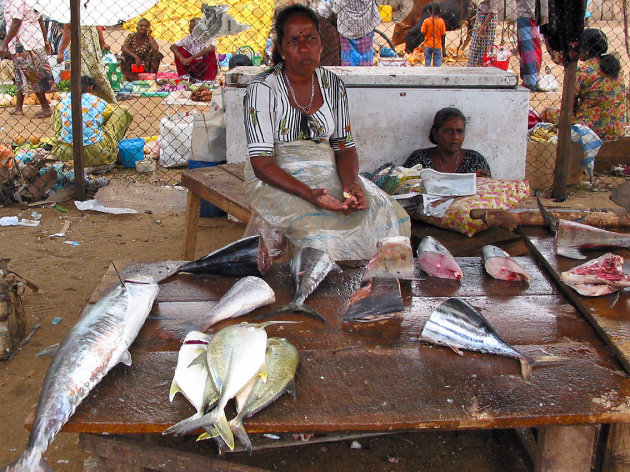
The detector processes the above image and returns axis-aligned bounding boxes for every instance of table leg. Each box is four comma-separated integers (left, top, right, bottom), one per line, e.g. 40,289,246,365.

535,425,597,472
182,190,201,260
602,423,630,472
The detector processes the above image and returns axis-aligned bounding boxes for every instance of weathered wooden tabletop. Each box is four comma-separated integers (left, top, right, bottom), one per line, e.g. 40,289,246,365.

46,252,630,437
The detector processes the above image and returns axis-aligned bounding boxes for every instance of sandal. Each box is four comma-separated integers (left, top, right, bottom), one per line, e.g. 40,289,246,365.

34,109,53,118
8,110,24,116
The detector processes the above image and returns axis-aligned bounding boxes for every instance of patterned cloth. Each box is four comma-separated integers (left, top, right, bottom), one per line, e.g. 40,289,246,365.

403,148,492,177
120,32,164,76
574,58,627,140
52,94,133,166
68,26,116,103
340,33,374,66
176,34,214,56
12,48,54,94
244,64,354,157
467,11,497,67
317,0,381,39
3,0,45,53
173,46,218,81
517,17,542,91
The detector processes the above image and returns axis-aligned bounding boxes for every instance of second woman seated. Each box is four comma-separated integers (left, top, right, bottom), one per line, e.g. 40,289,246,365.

404,107,492,177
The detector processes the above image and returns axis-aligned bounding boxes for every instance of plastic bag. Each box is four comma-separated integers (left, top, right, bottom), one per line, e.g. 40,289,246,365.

482,45,511,70
159,113,194,168
48,56,64,83
191,104,226,162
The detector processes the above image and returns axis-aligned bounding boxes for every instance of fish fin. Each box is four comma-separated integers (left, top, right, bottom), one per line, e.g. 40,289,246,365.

331,262,343,273
163,407,221,436
34,343,60,357
258,363,268,383
557,247,587,260
448,345,464,356
119,350,132,366
187,352,207,369
214,414,235,451
289,304,327,324
610,291,620,308
196,431,214,441
3,456,54,472
168,380,181,402
231,418,254,455
519,356,533,381
286,378,297,400
255,305,294,321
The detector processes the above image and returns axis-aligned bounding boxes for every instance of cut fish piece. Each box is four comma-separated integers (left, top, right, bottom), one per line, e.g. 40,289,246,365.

362,236,415,282
560,253,630,296
417,236,463,280
342,276,404,322
482,245,530,282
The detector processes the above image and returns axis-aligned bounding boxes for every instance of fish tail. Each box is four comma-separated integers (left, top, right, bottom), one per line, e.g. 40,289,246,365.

162,407,222,436
2,453,52,472
289,304,327,324
256,304,326,323
519,356,533,380
214,414,235,451
230,418,253,455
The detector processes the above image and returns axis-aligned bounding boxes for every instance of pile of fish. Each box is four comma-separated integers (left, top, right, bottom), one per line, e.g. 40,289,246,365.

258,246,341,324
421,297,533,379
164,322,299,454
2,274,159,472
560,253,630,296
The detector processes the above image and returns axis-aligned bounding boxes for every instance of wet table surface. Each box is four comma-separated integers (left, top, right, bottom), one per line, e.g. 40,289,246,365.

48,253,630,436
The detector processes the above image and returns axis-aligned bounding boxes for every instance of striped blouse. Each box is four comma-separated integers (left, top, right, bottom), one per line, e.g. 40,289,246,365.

244,64,355,158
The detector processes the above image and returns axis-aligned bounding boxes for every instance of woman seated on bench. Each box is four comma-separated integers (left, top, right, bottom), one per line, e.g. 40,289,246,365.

52,75,133,166
404,107,492,177
243,5,410,260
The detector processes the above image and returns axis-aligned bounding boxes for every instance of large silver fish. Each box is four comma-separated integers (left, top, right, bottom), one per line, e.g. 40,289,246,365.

2,274,158,472
482,245,530,282
556,219,630,259
169,331,218,418
160,276,275,335
421,298,532,379
417,236,463,280
260,247,341,324
163,322,289,448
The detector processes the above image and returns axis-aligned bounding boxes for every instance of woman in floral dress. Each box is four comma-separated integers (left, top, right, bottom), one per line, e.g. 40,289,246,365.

120,18,163,81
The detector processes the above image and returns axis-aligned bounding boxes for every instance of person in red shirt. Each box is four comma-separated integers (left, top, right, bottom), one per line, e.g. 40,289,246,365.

421,3,446,66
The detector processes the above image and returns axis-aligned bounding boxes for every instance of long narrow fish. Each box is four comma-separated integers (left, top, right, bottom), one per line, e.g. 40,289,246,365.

556,219,630,259
163,322,292,447
176,235,271,276
417,236,463,280
259,247,341,323
2,275,158,472
421,298,532,379
169,331,219,418
482,245,530,282
560,253,630,296
342,276,404,322
362,236,415,281
159,276,275,335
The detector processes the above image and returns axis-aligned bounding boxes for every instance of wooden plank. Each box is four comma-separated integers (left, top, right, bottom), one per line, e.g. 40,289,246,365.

519,227,630,375
602,423,630,472
80,434,270,472
180,167,251,224
535,425,596,472
182,191,201,260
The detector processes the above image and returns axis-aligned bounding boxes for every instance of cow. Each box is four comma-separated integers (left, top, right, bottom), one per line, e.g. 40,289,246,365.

392,0,434,46
393,0,476,56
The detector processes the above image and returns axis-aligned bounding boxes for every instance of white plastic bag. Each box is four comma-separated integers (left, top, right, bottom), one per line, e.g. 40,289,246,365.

48,56,64,83
191,104,226,162
159,113,194,168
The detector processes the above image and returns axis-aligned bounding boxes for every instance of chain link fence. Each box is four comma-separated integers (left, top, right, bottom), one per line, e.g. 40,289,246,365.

0,0,628,206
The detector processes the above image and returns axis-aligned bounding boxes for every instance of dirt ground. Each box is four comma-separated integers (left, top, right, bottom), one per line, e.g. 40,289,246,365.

0,180,625,471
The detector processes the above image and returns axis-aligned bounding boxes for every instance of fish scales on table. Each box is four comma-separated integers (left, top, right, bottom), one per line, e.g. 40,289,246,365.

176,235,271,276
482,245,530,282
555,219,630,260
163,321,293,449
2,274,159,472
159,276,275,335
362,236,415,282
258,247,341,324
560,253,630,296
417,236,463,280
421,298,532,379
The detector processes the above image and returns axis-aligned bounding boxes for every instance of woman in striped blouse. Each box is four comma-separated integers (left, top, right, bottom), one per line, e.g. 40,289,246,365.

242,4,410,261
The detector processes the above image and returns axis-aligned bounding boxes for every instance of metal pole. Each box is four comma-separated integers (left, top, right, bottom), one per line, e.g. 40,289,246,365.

551,61,577,200
70,0,86,201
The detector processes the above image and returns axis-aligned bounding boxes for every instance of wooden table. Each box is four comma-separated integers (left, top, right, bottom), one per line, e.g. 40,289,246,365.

38,243,630,471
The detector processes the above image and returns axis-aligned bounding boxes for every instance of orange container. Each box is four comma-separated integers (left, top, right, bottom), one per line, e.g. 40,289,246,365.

60,70,70,80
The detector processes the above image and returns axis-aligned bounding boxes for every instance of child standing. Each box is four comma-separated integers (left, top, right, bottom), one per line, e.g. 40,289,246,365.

421,3,446,67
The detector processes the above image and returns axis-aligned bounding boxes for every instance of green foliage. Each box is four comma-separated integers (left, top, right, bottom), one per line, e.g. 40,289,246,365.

56,80,71,92
0,84,17,97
